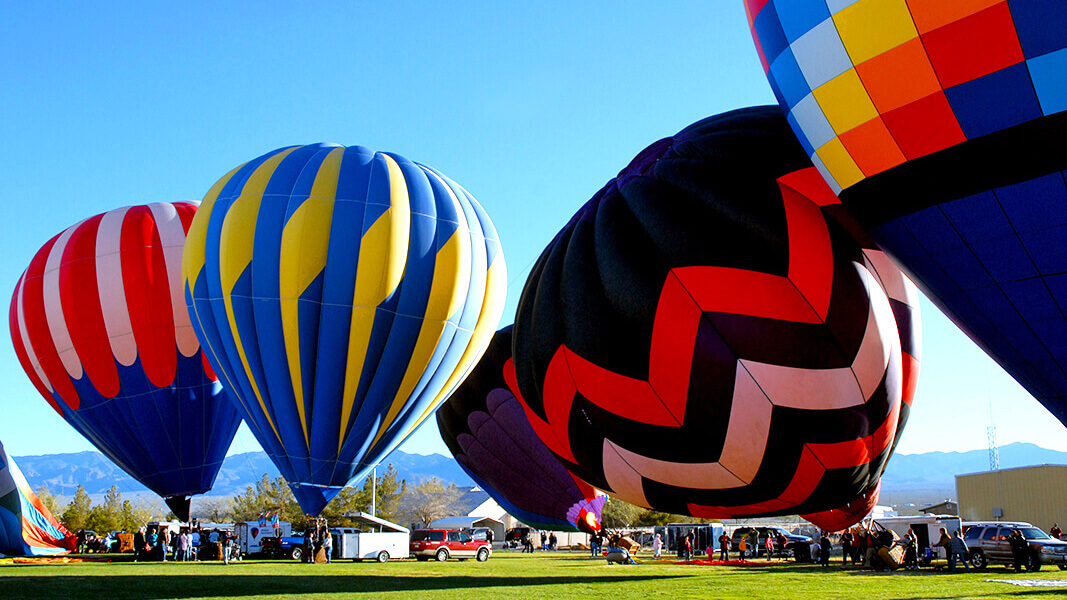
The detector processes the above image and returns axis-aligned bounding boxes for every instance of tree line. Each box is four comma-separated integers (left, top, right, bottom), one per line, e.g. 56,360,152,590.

40,464,472,532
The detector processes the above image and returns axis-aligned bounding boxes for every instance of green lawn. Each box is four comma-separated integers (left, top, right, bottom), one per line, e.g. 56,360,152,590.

1,552,1064,600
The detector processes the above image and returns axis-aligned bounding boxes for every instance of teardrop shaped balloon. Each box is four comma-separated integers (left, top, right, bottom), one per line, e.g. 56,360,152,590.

183,144,506,516
9,203,242,520
437,326,605,533
746,0,1067,426
512,107,918,525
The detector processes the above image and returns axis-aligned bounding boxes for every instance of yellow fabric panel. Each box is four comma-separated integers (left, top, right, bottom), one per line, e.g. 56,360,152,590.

834,0,919,65
219,148,298,447
337,154,412,450
408,253,507,436
182,164,243,290
813,69,879,135
278,148,342,446
816,137,866,190
367,227,469,453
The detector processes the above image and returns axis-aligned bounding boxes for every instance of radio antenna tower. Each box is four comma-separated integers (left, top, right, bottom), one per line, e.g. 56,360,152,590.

987,400,1000,471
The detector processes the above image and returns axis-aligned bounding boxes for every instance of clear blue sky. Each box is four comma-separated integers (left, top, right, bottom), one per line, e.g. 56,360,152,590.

1,2,1063,468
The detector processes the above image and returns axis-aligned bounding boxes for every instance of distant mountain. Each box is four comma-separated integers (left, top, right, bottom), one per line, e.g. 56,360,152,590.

16,441,1063,506
14,449,475,497
879,442,1067,506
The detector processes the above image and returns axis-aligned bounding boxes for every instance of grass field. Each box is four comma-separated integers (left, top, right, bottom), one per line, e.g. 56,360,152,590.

1,552,1065,600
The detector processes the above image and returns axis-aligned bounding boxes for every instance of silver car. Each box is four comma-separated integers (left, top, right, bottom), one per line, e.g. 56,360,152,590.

963,521,1067,571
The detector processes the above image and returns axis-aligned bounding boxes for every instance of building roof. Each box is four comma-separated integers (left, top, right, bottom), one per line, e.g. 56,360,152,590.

430,516,503,530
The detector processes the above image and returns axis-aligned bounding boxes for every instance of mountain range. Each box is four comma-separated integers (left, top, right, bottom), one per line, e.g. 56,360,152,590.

14,442,1065,505
14,449,475,498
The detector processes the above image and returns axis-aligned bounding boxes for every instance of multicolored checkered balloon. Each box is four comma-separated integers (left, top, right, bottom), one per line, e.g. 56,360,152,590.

746,0,1067,427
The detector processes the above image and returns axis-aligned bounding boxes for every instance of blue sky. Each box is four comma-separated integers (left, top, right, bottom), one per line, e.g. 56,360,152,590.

1,1,1063,468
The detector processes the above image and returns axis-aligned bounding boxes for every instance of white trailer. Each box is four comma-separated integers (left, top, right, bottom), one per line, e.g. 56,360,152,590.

334,512,410,562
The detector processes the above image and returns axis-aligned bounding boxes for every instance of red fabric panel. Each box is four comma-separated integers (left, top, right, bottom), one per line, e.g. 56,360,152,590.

882,91,967,160
921,2,1023,89
21,235,81,410
174,201,197,234
60,214,120,398
120,206,177,388
9,277,61,414
900,352,919,407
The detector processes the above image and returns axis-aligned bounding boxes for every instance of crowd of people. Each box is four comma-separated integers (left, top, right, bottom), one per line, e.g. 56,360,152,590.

127,526,241,563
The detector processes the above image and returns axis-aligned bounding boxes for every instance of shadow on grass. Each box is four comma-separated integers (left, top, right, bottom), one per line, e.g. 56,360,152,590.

0,573,688,600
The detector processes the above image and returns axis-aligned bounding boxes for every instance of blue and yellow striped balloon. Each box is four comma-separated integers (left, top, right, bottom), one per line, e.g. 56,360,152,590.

182,143,506,515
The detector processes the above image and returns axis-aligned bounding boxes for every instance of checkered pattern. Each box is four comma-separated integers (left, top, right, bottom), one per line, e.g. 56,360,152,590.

747,0,1067,193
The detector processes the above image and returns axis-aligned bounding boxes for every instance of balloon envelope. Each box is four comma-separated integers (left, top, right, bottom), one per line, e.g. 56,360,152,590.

513,107,916,522
437,326,605,533
9,203,242,519
0,439,75,556
746,0,1067,426
184,144,506,516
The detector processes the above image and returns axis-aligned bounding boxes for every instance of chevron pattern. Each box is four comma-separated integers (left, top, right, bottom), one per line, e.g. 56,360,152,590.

512,108,920,522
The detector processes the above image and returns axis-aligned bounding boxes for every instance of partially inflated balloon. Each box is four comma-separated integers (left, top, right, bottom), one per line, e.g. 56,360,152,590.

184,144,506,516
10,203,242,520
0,439,75,556
437,326,605,533
513,107,916,523
746,0,1067,425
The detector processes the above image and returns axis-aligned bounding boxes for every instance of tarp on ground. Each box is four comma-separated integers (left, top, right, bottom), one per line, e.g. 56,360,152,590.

0,439,75,556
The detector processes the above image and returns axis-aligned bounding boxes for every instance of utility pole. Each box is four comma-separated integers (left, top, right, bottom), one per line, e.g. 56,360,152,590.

371,467,377,517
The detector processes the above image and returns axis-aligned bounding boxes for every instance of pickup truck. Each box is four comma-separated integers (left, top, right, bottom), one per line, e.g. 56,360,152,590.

259,535,308,561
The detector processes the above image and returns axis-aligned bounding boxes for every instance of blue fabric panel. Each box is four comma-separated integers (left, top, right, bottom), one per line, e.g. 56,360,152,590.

997,171,1067,233
753,1,790,66
773,0,832,43
770,47,812,108
1028,48,1067,115
944,63,1043,139
1008,0,1067,58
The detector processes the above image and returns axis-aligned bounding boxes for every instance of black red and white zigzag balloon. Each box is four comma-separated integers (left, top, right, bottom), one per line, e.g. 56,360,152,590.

512,107,920,526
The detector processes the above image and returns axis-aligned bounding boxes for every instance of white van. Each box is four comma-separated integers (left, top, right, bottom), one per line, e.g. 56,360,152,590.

873,514,962,560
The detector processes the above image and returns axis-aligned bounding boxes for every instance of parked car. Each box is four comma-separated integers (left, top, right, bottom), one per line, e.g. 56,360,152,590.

468,527,492,541
730,526,812,558
962,521,1067,571
259,535,309,561
410,529,491,562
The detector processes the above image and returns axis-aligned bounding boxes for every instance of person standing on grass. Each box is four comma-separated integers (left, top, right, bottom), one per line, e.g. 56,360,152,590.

222,532,232,565
819,532,831,566
589,531,601,558
1009,530,1029,572
765,534,774,561
840,530,853,565
947,530,970,572
323,529,332,564
738,535,747,561
652,533,663,559
718,532,730,561
748,530,759,559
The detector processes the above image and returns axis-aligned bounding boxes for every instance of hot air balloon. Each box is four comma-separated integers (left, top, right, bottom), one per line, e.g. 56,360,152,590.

437,326,605,533
183,144,506,516
512,107,918,525
9,203,242,521
745,0,1067,426
0,438,75,556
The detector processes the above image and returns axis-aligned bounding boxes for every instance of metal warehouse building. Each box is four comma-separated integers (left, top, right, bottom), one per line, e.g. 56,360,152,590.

956,465,1067,532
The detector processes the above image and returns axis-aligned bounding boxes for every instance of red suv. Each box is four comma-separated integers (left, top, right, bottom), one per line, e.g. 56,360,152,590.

410,529,491,562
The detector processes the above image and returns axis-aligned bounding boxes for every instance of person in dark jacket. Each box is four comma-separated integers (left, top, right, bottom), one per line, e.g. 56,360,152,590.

840,531,853,565
133,528,146,562
819,533,831,566
1009,530,1030,572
